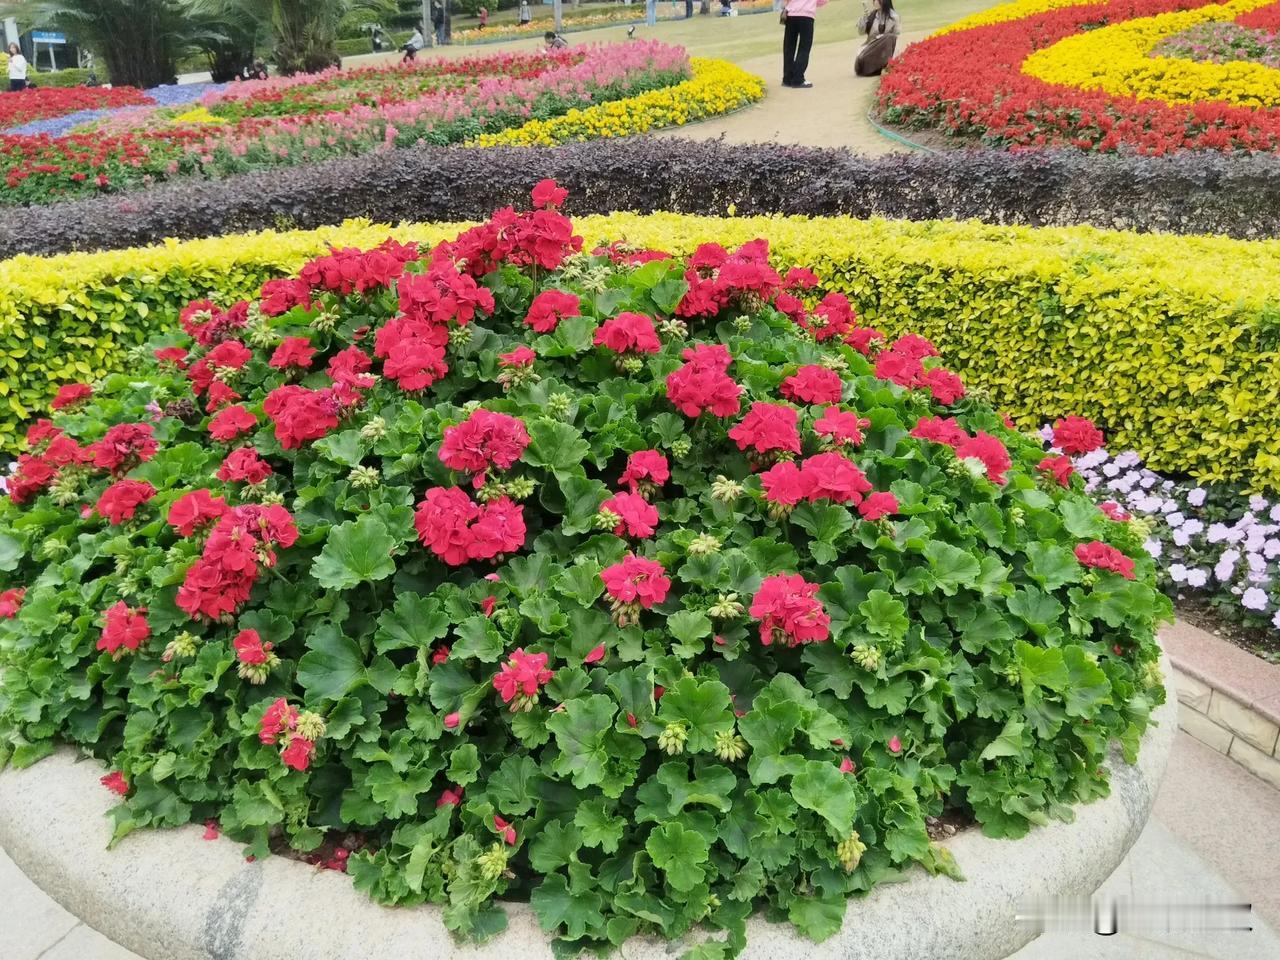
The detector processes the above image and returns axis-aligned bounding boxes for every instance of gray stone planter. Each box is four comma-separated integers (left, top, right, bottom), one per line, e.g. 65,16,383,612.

0,671,1177,960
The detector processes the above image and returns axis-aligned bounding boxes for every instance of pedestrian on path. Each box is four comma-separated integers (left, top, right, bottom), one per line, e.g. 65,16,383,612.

402,26,426,61
780,0,827,89
520,0,533,26
432,2,447,45
7,43,27,93
855,0,901,76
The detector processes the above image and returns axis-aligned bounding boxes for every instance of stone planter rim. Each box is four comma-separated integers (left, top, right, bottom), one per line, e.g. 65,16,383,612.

0,664,1178,960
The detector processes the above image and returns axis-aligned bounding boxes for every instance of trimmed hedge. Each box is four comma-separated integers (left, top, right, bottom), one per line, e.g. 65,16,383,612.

3,140,1280,259
2,213,1279,490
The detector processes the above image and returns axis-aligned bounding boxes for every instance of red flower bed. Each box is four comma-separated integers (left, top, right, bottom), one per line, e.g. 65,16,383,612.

0,85,153,130
879,0,1280,153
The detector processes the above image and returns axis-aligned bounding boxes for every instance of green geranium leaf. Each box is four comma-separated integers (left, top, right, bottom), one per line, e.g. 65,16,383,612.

979,718,1029,761
645,820,709,892
296,624,367,702
1025,542,1081,591
546,694,616,788
311,516,398,591
374,593,449,654
923,540,981,594
574,799,626,854
529,819,584,872
452,615,504,662
791,760,857,834
524,419,590,471
530,873,605,940
788,893,847,942
1061,645,1112,716
657,676,735,753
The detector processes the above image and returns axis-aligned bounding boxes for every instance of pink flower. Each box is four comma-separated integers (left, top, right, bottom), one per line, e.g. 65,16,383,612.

439,409,530,476
729,402,801,456
814,406,869,447
499,346,536,368
269,337,316,370
493,814,517,845
101,771,129,796
203,821,221,840
594,312,660,356
1038,455,1074,487
1052,416,1104,455
954,432,1011,484
601,554,670,608
1099,501,1131,522
750,573,830,647
601,491,659,538
888,735,902,754
858,490,899,521
492,648,554,705
780,365,843,405
444,711,461,729
761,461,810,508
437,786,464,808
281,736,316,771
619,450,670,495
1075,541,1136,580
800,452,872,504
233,628,271,665
839,757,855,774
524,289,580,334
584,643,606,664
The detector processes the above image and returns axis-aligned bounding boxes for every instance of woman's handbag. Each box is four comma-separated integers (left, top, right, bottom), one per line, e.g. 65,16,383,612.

779,7,787,23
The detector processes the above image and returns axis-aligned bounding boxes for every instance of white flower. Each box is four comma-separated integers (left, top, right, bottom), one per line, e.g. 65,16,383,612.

1115,451,1142,469
1271,504,1280,523
1207,523,1231,544
1187,488,1207,507
1103,462,1121,478
1273,609,1280,630
1249,496,1269,512
1168,563,1189,583
1241,587,1269,612
1172,530,1191,547
1166,512,1185,528
1186,569,1209,588
1214,550,1240,581
1144,538,1164,558
1181,519,1204,537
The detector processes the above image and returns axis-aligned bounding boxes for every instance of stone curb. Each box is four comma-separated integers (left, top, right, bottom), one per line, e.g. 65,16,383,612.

0,673,1177,960
1163,621,1280,791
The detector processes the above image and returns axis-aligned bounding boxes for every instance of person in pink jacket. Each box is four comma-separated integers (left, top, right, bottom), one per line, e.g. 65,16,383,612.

781,0,828,88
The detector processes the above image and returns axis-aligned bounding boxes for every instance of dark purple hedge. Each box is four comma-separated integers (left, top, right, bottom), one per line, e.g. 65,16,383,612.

3,139,1277,257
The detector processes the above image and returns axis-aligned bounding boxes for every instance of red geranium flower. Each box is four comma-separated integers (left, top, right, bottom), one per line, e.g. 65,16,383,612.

269,337,316,370
89,422,158,474
761,460,810,508
98,600,149,656
750,573,830,646
1075,540,1136,579
800,452,872,504
260,698,298,745
281,736,316,771
910,415,968,448
858,490,899,521
0,587,25,619
492,648,554,705
1038,455,1074,487
619,450,670,496
1053,416,1105,455
168,489,229,536
955,431,1012,484
208,404,257,442
233,628,272,665
601,491,660,538
217,448,273,484
666,343,742,418
95,478,156,525
594,312,661,356
919,367,965,405
524,289,580,334
51,383,92,410
531,178,568,210
600,554,670,608
728,402,801,456
439,409,530,477
101,771,129,796
814,406,870,447
780,365,843,405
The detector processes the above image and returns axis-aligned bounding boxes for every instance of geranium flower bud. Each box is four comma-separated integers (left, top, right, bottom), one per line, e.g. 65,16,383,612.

713,730,748,762
296,711,327,741
670,437,692,458
658,722,689,755
348,465,381,489
545,393,573,418
710,476,743,502
707,593,744,620
360,416,387,441
659,318,689,338
593,507,622,531
687,533,721,556
838,831,867,872
477,844,509,881
851,644,881,671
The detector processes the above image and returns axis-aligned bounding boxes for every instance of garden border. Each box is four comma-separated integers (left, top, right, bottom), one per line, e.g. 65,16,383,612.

0,669,1177,960
1165,620,1280,790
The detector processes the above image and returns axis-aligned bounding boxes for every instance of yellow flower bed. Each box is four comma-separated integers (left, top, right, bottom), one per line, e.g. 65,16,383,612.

1022,0,1280,107
467,58,764,147
3,214,1280,489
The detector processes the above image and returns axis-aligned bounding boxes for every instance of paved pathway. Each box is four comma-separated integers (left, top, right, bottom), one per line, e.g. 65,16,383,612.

2,730,1278,960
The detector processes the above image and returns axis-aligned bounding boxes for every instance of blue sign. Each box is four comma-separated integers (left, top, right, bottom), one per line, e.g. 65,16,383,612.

31,30,67,44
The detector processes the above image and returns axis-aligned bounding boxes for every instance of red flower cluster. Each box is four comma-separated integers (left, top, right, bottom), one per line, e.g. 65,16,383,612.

1038,454,1075,487
814,406,870,447
438,409,530,479
1075,540,1136,579
795,292,882,350
601,491,660,538
750,573,830,646
101,771,130,796
524,289,580,333
531,178,568,209
759,452,887,516
0,587,26,619
677,240,782,318
96,479,156,525
217,448,274,484
208,405,257,442
666,343,743,418
601,554,671,608
98,600,149,656
594,312,661,356
259,698,317,771
51,383,92,410
619,450,670,496
728,402,801,456
446,200,583,276
492,648,555,707
167,489,229,536
911,416,1012,484
780,365,843,405
180,300,250,347
1052,416,1105,454
398,258,495,327
89,422,158,474
262,385,343,449
1099,501,1132,522
270,337,316,371
878,0,1280,154
259,278,313,316
0,85,153,130
872,336,965,405
8,422,90,504
176,505,299,620
299,239,417,295
233,628,272,665
499,346,535,368
414,487,526,566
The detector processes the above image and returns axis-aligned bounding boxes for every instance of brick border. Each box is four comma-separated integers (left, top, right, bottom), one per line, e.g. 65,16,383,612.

1164,620,1280,790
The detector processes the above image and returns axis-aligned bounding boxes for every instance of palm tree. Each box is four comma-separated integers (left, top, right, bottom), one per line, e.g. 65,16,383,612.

6,0,208,89
267,0,393,75
183,0,271,82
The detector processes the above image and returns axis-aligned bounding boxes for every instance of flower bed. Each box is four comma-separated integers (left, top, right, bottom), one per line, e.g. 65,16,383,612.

1152,21,1280,69
879,0,1280,153
0,43,728,206
2,212,1279,493
0,85,153,132
450,0,777,44
469,58,763,146
0,184,1168,956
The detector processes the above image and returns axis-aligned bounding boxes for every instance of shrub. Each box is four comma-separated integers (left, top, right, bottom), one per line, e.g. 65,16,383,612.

3,140,1280,260
0,187,1168,955
2,210,1279,491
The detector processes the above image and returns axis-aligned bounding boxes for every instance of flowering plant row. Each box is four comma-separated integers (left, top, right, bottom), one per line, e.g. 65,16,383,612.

0,43,693,206
0,185,1166,954
469,57,764,147
879,0,1280,153
1152,21,1280,70
0,85,153,133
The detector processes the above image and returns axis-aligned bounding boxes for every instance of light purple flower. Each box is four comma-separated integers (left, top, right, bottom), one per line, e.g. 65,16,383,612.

1145,539,1164,558
1249,495,1269,512
1242,587,1269,611
1077,450,1109,470
1186,569,1209,588
1182,519,1204,536
1273,609,1280,630
1215,550,1240,581
1159,499,1178,514
1039,425,1055,443
1264,539,1280,560
1172,530,1192,547
1208,523,1232,543
1103,462,1121,478
1187,488,1207,507
1270,504,1280,523
1140,475,1158,490
1115,451,1142,469
1168,563,1189,583
1166,512,1185,528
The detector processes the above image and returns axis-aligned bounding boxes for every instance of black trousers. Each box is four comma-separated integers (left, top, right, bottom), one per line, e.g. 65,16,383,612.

782,16,814,86
8,79,26,92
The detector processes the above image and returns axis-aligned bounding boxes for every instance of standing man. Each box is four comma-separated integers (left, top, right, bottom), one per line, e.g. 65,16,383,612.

780,0,827,88
432,2,446,45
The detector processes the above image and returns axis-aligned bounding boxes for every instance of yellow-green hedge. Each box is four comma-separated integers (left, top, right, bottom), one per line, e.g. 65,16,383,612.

3,214,1280,489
